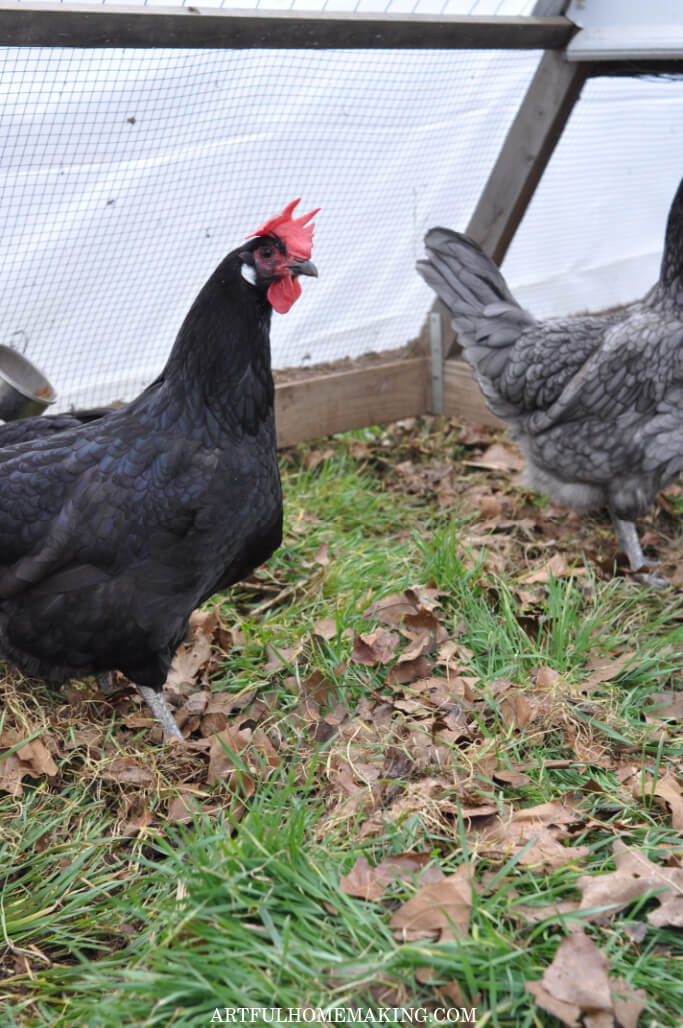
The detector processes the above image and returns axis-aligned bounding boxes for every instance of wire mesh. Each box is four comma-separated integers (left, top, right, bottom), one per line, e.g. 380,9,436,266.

0,43,540,408
3,1,683,411
503,73,683,317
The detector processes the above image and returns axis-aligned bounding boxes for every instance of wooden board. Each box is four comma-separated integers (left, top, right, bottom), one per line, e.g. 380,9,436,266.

0,5,575,50
442,359,505,429
274,357,429,448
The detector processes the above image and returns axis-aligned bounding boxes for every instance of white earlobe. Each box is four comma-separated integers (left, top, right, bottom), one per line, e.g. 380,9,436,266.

241,263,257,286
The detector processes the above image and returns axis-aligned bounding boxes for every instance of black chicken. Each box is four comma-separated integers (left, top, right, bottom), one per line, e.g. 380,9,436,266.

0,407,111,448
417,179,683,587
0,199,318,738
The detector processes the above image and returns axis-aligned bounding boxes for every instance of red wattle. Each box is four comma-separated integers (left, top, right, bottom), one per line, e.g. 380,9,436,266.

268,276,302,315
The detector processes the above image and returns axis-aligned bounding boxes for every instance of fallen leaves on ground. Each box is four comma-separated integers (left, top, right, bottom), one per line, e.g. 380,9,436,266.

525,931,648,1028
389,864,473,942
576,841,683,928
0,730,58,797
1,414,680,1015
340,852,442,902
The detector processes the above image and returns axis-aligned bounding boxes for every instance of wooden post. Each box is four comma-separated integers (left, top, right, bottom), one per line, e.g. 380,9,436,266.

422,2,592,422
465,50,591,263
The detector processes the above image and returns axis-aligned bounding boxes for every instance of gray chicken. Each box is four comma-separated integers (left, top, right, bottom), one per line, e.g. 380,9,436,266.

417,178,683,587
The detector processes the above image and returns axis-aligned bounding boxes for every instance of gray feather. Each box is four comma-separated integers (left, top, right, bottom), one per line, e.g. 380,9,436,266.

416,182,683,535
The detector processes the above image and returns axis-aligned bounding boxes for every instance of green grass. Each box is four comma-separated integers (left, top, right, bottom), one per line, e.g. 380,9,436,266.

1,420,681,1026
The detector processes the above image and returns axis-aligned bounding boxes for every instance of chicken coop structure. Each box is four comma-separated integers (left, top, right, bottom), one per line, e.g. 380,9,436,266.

1,0,683,445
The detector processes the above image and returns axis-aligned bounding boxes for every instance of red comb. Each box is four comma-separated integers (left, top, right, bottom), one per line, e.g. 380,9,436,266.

248,199,319,259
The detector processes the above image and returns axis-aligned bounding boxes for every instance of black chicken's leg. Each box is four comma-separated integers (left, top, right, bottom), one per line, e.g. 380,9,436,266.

137,685,184,741
95,671,115,694
96,671,182,740
611,516,668,589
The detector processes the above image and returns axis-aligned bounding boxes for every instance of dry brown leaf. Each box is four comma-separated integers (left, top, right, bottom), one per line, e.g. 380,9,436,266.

350,628,399,666
396,632,435,663
644,691,683,721
182,691,209,716
100,757,155,788
653,772,683,830
525,979,581,1027
545,932,612,1010
167,791,202,823
513,898,581,925
526,933,649,1028
339,856,387,902
387,656,434,686
577,841,683,927
264,644,301,673
521,552,585,584
389,864,472,942
466,443,523,473
480,801,589,871
608,977,649,1028
301,542,330,569
120,800,154,837
303,446,335,472
526,933,611,1026
312,617,338,641
437,980,467,1007
369,593,418,626
0,753,25,797
512,801,581,827
21,737,58,777
166,609,215,690
535,665,562,690
580,652,634,692
0,731,59,796
207,725,254,791
340,853,443,902
499,691,534,731
492,768,534,788
479,493,502,518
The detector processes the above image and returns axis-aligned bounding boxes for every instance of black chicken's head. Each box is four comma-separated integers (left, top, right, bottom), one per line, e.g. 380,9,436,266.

239,199,319,314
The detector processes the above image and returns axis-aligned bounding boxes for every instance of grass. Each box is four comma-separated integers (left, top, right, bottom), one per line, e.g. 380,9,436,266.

0,417,681,1026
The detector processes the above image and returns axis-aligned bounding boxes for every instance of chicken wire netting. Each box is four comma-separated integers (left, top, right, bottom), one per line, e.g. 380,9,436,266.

2,1,683,410
0,41,541,409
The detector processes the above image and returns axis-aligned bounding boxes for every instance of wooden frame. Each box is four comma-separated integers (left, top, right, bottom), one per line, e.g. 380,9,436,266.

0,5,574,50
464,52,591,266
272,354,500,448
0,2,675,443
275,358,430,448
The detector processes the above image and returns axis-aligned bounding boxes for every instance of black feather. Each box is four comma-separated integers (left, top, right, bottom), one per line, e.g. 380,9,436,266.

0,233,300,695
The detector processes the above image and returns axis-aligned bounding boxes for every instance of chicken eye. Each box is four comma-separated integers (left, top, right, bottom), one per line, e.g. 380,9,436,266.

260,246,274,259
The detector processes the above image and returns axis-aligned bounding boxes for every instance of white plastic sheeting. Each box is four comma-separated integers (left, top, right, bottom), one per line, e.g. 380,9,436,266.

0,6,682,408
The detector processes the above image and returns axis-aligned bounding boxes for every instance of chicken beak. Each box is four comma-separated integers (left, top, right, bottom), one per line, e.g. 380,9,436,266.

289,258,318,278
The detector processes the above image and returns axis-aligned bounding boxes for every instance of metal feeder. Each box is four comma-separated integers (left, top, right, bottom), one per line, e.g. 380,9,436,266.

0,335,56,421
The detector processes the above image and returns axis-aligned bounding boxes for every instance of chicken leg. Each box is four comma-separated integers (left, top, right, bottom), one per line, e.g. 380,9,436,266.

96,671,183,741
138,685,184,741
611,516,668,589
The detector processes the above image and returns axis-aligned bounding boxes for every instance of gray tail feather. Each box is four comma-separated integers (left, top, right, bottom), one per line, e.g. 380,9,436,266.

416,228,535,384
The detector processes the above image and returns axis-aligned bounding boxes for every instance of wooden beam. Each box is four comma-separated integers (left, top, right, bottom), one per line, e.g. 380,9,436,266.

592,58,683,76
442,359,504,430
274,357,429,448
465,50,591,264
0,5,575,50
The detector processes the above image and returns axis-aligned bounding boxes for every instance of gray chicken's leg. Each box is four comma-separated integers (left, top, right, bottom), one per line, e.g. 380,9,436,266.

611,516,668,588
137,685,184,741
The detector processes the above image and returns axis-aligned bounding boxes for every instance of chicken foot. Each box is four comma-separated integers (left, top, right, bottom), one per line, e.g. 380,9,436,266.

611,516,668,589
95,672,183,740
